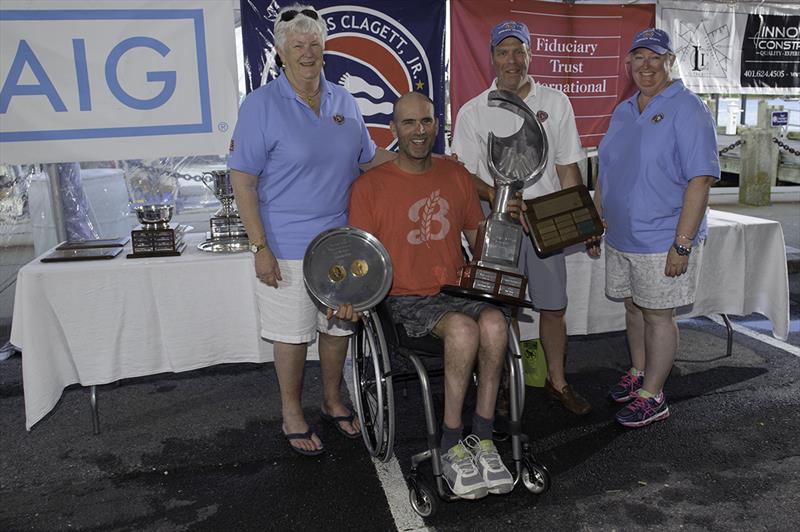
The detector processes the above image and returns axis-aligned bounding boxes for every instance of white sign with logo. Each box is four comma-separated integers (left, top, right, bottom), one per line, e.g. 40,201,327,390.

658,0,800,95
0,0,239,164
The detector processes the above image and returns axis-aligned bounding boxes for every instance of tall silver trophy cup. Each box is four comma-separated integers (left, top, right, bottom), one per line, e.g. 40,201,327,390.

198,170,249,252
454,89,548,305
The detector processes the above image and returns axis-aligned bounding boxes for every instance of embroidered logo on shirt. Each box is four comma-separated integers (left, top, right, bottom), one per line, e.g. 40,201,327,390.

407,190,450,246
651,113,664,123
536,110,549,122
333,113,344,125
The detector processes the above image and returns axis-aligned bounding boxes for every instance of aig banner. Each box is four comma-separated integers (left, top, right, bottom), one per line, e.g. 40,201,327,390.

658,1,800,95
241,0,447,152
0,1,239,165
450,0,653,148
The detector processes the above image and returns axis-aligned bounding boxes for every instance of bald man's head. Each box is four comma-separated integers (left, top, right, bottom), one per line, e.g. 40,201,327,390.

392,92,435,121
390,92,438,165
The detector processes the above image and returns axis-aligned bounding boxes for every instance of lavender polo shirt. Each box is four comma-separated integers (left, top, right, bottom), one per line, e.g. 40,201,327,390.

227,73,376,259
598,80,720,253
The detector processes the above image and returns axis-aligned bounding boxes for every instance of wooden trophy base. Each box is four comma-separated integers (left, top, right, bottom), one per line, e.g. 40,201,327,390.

441,264,530,308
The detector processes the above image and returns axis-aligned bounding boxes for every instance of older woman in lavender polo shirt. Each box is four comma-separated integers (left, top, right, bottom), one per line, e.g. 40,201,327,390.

594,28,720,428
227,3,394,456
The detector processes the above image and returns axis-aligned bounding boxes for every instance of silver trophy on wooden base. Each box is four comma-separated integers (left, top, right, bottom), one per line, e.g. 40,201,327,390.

446,89,548,306
198,170,249,252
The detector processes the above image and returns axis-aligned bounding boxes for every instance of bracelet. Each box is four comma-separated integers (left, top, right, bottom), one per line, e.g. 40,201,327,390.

675,234,694,242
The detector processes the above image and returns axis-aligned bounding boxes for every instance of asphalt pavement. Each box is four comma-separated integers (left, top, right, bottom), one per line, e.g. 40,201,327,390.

1,202,798,531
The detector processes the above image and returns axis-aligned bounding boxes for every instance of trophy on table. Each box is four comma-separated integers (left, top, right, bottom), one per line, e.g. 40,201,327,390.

444,89,548,306
197,170,249,252
127,204,188,258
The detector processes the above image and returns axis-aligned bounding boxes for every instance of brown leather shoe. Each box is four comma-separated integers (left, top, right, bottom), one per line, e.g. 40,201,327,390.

545,380,592,415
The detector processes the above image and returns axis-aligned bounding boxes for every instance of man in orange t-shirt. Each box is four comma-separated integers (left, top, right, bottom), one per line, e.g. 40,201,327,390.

348,92,513,500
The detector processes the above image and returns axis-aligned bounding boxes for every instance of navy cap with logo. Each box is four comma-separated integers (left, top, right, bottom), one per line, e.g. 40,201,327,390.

629,28,673,55
490,20,531,49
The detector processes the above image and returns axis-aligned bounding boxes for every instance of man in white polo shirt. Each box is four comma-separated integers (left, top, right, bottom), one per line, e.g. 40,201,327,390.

451,20,591,415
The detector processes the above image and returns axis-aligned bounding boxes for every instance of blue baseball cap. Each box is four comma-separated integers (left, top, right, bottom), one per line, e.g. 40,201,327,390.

490,20,531,49
629,28,672,54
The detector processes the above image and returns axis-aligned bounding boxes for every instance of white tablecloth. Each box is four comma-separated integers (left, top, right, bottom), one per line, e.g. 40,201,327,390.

11,211,789,430
12,234,266,429
517,210,790,342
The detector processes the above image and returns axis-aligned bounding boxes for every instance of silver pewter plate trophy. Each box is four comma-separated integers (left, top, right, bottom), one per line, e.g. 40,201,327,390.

197,170,249,253
443,89,548,306
303,227,393,313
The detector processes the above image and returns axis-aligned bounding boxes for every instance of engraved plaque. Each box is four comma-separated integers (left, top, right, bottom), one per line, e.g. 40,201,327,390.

522,184,604,256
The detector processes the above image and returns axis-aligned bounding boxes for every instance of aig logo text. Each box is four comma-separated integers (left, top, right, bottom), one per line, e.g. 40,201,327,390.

0,9,211,142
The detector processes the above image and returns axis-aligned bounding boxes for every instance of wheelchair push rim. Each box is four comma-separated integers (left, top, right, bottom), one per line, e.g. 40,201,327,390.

351,310,395,462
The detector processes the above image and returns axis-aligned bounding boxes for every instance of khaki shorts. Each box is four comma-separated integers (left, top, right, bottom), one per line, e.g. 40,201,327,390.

256,259,354,343
605,243,704,310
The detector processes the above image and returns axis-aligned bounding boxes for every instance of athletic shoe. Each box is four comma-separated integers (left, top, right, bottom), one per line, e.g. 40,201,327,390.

440,441,488,500
615,392,670,428
464,434,514,494
608,371,644,403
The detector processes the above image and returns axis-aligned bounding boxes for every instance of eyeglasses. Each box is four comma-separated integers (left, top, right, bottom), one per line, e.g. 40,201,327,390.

280,9,319,22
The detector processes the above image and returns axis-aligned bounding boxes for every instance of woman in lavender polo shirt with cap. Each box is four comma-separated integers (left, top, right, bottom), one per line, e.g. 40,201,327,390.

594,28,720,428
227,3,394,456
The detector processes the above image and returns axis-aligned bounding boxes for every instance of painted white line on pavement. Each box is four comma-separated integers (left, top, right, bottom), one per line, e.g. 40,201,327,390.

707,315,800,357
343,358,432,532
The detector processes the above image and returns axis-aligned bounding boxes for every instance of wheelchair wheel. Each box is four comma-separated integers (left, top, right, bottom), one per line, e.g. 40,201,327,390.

352,311,395,462
408,477,437,518
522,456,551,494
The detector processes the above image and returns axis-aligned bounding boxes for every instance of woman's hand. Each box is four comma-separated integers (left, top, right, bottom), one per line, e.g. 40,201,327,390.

255,246,282,287
664,246,689,277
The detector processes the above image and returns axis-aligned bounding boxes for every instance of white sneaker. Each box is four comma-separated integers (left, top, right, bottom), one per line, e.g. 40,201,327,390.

464,434,514,494
440,441,489,500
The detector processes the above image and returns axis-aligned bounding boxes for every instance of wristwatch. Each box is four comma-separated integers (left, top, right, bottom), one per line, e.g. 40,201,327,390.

249,242,266,254
673,242,692,256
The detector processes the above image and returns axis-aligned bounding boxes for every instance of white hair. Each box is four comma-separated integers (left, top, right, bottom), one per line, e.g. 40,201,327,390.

274,3,327,51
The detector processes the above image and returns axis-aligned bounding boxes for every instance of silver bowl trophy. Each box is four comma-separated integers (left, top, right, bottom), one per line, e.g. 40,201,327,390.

443,89,548,306
303,227,393,313
197,170,249,252
127,204,189,258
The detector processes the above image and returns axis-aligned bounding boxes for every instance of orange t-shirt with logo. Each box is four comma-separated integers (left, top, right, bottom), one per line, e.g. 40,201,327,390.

348,158,484,296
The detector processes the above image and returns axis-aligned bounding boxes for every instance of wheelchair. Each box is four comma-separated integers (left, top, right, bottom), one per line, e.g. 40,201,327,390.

350,299,551,517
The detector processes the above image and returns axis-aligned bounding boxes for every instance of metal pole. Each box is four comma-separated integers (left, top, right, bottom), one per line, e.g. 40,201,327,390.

44,163,67,244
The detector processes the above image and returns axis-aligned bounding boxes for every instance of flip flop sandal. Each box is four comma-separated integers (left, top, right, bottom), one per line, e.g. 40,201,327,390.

320,410,362,440
283,429,325,456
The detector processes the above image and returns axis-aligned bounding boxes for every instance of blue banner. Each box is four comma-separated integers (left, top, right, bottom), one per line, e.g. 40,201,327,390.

241,0,446,152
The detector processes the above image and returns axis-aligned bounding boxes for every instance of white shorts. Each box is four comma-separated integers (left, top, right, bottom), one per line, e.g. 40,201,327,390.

605,243,704,310
256,259,354,343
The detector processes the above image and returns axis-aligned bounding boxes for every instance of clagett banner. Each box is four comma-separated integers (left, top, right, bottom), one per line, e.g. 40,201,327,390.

450,0,653,148
0,0,239,165
658,0,800,95
241,0,447,152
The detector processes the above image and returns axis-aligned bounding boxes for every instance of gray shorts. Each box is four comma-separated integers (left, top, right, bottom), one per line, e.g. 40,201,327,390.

481,200,567,311
605,243,704,309
386,293,507,338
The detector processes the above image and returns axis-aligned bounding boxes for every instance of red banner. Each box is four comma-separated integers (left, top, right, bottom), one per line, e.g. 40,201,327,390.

450,0,654,147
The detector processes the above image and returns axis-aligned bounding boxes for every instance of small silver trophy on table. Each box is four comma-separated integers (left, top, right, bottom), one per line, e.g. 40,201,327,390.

127,204,188,258
197,170,249,252
444,89,548,306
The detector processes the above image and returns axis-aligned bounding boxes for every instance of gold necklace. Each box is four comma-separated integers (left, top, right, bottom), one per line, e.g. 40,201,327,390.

289,78,320,106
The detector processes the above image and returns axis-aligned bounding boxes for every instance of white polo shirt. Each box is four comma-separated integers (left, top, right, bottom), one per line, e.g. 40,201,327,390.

451,76,585,200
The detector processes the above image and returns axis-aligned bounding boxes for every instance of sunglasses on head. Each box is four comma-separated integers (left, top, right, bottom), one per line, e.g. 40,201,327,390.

280,9,319,22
